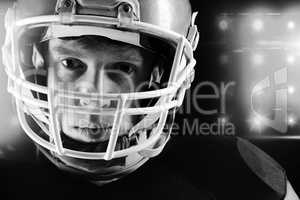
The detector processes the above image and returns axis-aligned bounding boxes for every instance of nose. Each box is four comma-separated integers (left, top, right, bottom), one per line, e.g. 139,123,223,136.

75,68,116,108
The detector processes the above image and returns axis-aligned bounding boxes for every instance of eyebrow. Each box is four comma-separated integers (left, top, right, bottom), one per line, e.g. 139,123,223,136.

52,46,84,58
52,44,144,65
114,48,144,64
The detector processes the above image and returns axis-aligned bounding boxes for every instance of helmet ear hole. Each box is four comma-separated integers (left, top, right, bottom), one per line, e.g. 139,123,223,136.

119,3,132,14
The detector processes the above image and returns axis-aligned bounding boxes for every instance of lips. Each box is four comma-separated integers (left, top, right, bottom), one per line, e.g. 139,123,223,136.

61,114,132,144
60,127,134,153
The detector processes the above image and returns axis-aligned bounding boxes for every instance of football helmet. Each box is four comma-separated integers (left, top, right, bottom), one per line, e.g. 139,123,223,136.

2,0,199,184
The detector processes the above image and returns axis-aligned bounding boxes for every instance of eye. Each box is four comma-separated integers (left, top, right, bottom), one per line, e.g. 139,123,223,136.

60,58,86,71
113,62,136,75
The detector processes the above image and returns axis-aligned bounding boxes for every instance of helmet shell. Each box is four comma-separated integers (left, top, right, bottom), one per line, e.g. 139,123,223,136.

15,0,192,36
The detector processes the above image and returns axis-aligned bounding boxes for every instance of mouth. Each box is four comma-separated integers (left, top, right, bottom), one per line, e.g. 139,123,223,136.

60,128,137,153
60,117,134,151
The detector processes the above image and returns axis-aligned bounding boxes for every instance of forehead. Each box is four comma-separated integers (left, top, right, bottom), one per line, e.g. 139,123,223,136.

48,36,145,60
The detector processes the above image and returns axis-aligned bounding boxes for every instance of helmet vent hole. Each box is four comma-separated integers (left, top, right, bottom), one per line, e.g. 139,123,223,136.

120,3,132,14
64,0,72,8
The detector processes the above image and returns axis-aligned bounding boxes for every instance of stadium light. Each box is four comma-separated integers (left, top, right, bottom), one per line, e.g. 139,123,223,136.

252,19,264,32
287,21,296,30
219,19,229,31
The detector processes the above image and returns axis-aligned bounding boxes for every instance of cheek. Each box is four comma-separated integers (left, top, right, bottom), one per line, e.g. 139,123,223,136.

107,74,136,93
56,66,80,83
47,59,70,84
48,58,81,84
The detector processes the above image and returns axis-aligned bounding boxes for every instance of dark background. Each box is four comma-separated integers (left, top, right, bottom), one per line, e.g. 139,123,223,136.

189,0,300,182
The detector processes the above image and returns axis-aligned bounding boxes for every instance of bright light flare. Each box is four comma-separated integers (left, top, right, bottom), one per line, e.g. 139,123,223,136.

219,19,229,31
252,19,264,32
288,116,297,126
288,86,295,94
219,116,228,125
287,55,295,64
253,54,264,65
287,21,296,30
249,115,266,132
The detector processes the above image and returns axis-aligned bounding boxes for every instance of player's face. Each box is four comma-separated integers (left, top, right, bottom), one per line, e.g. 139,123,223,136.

47,37,154,143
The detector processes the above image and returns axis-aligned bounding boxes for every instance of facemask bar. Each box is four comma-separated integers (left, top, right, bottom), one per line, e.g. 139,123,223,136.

4,12,196,160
